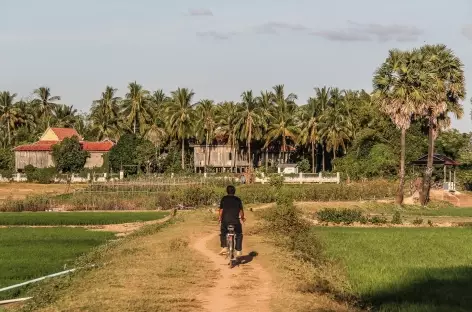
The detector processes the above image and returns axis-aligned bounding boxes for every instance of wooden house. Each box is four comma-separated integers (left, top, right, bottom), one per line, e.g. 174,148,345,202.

13,128,114,172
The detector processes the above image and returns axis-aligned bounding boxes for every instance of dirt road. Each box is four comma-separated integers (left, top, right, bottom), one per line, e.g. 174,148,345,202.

193,231,272,312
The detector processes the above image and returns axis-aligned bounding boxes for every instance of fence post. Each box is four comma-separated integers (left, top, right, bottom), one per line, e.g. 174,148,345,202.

299,172,303,184
337,172,340,184
16,173,21,182
318,172,322,184
119,171,124,180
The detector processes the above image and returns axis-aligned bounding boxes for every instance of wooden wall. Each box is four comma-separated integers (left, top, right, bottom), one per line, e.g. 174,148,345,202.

15,151,54,171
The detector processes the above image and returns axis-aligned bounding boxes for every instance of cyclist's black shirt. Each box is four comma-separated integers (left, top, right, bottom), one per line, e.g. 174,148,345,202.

219,195,243,224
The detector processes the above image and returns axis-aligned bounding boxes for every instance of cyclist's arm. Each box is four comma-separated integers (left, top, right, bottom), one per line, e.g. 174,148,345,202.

239,200,245,222
218,198,224,223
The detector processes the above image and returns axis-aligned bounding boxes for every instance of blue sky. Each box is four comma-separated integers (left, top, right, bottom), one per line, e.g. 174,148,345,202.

1,0,471,132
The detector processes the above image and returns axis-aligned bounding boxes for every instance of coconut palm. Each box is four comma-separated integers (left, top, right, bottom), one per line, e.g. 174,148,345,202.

122,82,151,135
33,87,61,129
314,87,332,171
265,85,298,163
91,86,122,140
237,90,265,170
195,99,217,172
372,49,426,204
217,101,239,172
299,97,322,173
52,104,78,128
166,88,196,170
257,90,274,168
318,107,352,165
417,44,466,205
0,91,19,145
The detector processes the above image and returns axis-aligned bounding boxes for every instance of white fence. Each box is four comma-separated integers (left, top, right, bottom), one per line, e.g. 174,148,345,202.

255,172,340,184
0,172,123,183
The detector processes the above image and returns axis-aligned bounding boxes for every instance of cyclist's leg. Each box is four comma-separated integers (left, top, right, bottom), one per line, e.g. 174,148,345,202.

219,222,228,255
234,222,243,252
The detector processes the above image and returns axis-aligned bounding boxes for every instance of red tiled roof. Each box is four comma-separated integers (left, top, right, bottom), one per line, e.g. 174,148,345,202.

81,141,114,152
50,128,82,140
14,140,114,152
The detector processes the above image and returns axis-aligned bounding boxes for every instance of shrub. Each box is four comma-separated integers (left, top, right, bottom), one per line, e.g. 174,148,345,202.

369,215,388,225
268,174,284,188
413,218,423,226
316,208,362,225
427,219,434,227
391,211,402,225
24,166,56,184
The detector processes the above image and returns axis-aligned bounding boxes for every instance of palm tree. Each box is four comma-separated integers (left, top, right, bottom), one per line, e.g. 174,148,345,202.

299,97,322,173
33,87,61,129
166,88,196,170
217,102,239,172
372,49,425,205
52,104,78,128
257,91,274,169
237,90,265,171
318,107,352,166
91,86,121,140
417,44,466,205
122,82,150,135
0,91,19,145
265,85,298,163
196,99,217,172
314,87,332,171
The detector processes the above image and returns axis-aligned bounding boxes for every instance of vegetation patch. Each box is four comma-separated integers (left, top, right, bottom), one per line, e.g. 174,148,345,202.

314,227,472,311
0,228,114,300
0,211,167,226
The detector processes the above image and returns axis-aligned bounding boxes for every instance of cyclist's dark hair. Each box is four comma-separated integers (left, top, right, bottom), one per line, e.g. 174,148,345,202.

226,185,236,195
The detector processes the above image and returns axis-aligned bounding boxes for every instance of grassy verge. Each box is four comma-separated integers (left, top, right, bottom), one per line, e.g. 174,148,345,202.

0,211,168,226
314,227,472,311
18,212,216,312
0,228,114,300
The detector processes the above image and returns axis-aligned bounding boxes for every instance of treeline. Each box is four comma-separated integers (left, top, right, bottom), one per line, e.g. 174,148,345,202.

0,44,471,204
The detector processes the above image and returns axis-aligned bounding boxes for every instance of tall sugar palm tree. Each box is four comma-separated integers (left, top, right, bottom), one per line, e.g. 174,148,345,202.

166,88,196,170
217,101,239,172
122,82,150,135
372,49,425,205
0,91,19,146
33,87,61,129
417,44,466,205
195,99,216,172
237,90,265,170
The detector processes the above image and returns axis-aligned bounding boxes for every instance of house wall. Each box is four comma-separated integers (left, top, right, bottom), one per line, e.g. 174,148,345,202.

194,146,250,168
84,152,105,168
15,151,54,171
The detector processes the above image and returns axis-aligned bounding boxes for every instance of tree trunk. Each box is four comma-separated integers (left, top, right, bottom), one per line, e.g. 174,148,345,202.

204,131,209,173
7,119,11,146
322,144,326,172
181,139,185,170
248,125,252,170
232,136,236,173
133,118,137,134
311,141,316,173
396,128,406,205
265,148,268,171
421,122,435,206
282,136,287,164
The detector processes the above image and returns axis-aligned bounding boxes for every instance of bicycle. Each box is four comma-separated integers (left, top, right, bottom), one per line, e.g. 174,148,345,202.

226,224,237,267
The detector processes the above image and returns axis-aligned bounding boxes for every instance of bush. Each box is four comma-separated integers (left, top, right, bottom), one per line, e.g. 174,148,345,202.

24,166,56,184
391,211,402,225
268,174,284,188
369,215,388,225
413,218,423,226
316,208,362,225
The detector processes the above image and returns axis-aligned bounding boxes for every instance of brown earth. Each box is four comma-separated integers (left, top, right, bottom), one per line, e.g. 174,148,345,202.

0,183,85,201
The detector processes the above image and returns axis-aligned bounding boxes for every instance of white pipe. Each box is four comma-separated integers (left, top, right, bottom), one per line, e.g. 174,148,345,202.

0,297,33,305
0,268,76,293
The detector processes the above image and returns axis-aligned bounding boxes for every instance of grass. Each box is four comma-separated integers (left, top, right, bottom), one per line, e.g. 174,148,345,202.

0,211,168,226
25,212,217,312
314,227,472,312
0,228,114,300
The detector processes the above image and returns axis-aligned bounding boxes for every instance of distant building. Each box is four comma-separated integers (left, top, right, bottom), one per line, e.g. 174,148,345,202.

13,127,114,172
277,163,299,174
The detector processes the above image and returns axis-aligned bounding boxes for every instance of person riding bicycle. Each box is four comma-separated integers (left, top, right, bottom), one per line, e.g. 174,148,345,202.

218,185,245,257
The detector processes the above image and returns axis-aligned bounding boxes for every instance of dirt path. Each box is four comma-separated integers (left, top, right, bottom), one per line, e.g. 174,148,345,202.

193,231,272,312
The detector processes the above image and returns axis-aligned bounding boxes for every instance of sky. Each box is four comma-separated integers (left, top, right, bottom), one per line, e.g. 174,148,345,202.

1,0,472,132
